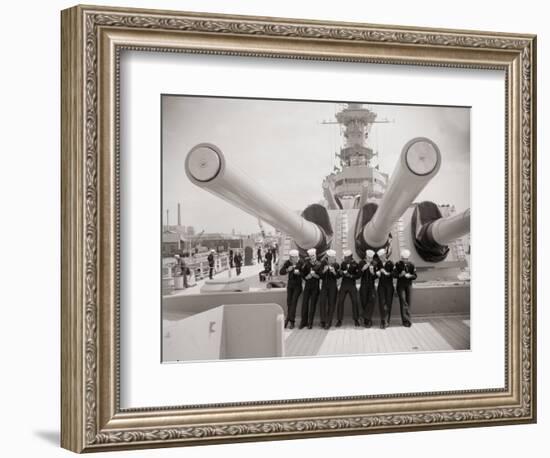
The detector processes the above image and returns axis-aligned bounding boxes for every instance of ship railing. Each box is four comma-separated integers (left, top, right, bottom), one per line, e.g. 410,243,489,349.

186,253,232,280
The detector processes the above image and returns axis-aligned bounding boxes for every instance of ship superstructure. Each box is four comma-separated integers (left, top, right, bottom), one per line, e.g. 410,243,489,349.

322,103,390,209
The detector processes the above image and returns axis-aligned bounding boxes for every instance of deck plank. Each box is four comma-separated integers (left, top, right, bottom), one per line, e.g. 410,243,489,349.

440,317,470,350
280,315,468,357
436,318,464,349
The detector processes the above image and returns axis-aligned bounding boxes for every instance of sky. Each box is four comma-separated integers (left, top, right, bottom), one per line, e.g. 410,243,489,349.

162,95,470,235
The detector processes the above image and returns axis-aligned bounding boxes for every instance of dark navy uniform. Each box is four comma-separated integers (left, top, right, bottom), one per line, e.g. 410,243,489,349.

280,259,304,327
394,260,417,326
336,258,361,325
258,259,273,282
234,253,243,275
300,258,322,329
358,259,377,325
265,250,273,268
318,260,340,328
376,259,395,326
207,253,215,279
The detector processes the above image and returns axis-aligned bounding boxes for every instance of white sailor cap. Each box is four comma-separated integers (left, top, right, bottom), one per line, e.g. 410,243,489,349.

377,248,386,257
210,249,216,253
174,254,180,258
289,249,299,257
401,249,411,259
326,249,336,257
343,249,353,257
307,248,317,256
366,249,375,258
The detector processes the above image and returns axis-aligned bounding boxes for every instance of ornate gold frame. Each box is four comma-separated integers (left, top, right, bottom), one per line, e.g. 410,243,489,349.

61,4,537,453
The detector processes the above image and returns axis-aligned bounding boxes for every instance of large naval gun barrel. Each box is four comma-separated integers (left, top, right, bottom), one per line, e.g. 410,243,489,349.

427,208,470,245
361,137,442,249
185,143,327,252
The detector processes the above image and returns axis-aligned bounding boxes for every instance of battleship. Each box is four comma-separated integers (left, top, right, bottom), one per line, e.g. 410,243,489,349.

163,101,470,362
185,103,470,280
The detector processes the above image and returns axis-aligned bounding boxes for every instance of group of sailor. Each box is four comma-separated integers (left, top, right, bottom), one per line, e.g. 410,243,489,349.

280,247,417,330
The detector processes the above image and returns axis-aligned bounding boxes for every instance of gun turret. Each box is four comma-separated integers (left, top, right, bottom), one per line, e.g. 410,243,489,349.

355,138,441,256
185,143,331,254
412,204,470,262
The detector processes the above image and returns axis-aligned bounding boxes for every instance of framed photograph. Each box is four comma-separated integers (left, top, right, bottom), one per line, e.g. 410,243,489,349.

61,4,537,453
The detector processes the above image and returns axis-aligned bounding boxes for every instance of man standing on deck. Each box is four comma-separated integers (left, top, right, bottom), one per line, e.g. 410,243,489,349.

234,250,243,276
173,254,188,288
336,249,361,327
394,248,417,327
279,249,303,329
358,249,377,328
257,246,262,264
320,249,340,329
207,249,215,280
265,247,273,269
300,248,322,329
376,248,395,329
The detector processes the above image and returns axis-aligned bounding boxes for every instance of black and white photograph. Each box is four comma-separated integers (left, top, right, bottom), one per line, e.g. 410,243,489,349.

161,95,471,363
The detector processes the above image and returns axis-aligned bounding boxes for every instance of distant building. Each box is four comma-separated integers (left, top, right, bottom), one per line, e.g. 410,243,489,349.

162,230,187,257
187,233,244,253
166,225,187,234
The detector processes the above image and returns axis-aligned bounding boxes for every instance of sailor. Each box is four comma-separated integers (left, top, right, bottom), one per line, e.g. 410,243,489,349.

358,249,377,328
336,249,361,327
233,250,243,276
258,258,273,282
229,249,234,268
207,249,215,280
172,254,182,276
394,249,417,327
376,248,394,329
265,248,273,268
279,249,303,329
257,246,262,264
176,254,190,288
300,248,322,329
319,249,340,329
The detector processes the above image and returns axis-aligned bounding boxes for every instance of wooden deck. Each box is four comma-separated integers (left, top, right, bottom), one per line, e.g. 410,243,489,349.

163,311,470,361
284,314,470,357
